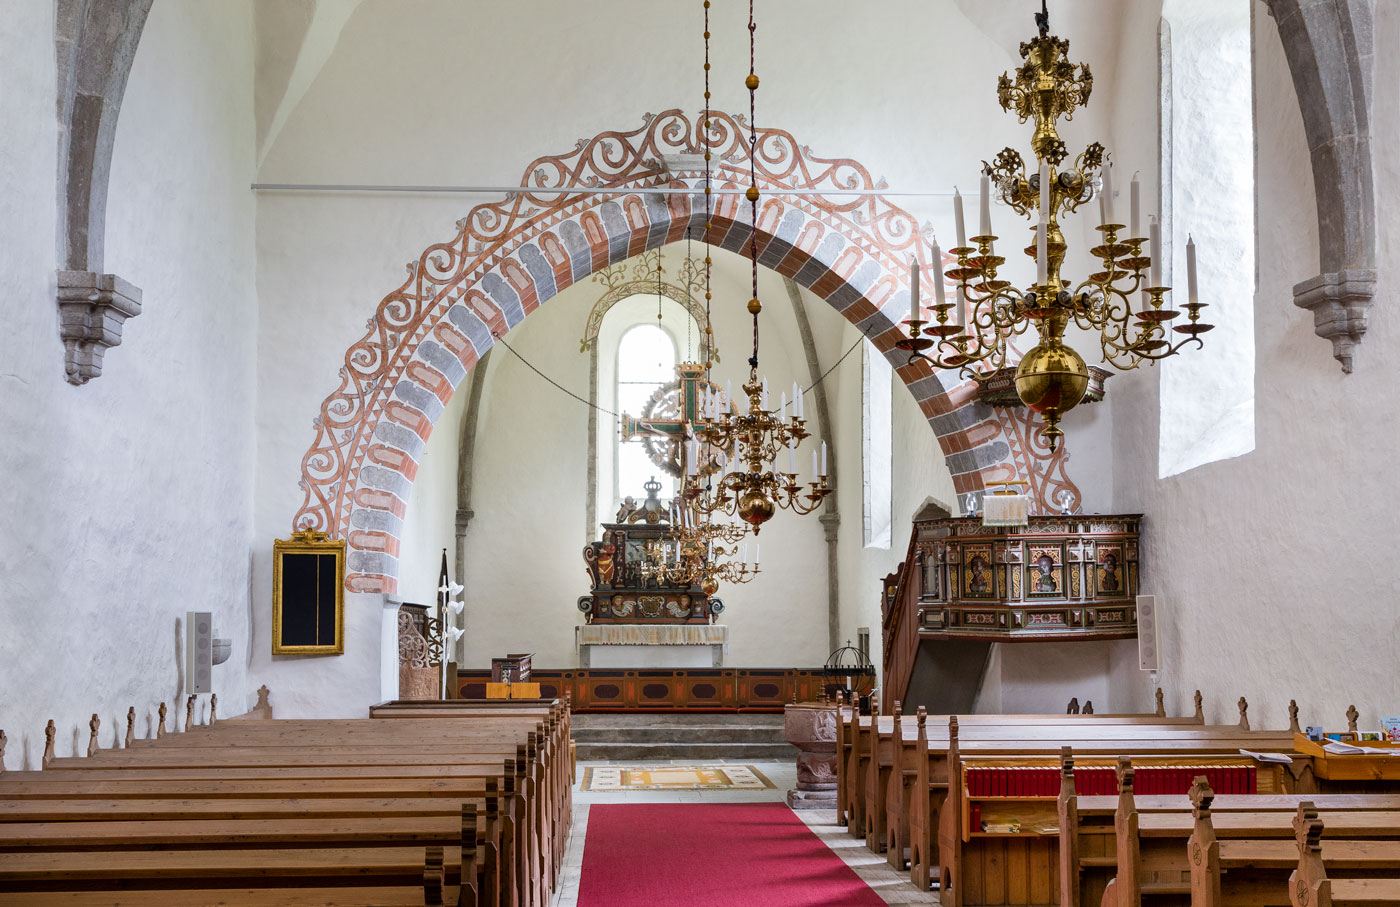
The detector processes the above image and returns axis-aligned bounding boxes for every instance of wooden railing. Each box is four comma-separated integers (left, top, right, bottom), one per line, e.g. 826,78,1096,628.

881,526,923,712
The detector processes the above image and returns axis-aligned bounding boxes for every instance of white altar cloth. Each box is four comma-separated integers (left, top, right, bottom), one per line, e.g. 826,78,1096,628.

576,623,728,668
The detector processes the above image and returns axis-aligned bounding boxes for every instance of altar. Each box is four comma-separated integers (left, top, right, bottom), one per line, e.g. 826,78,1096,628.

578,479,727,669
576,622,728,668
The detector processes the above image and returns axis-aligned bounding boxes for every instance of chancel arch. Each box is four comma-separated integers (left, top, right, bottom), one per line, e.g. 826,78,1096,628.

292,109,1085,593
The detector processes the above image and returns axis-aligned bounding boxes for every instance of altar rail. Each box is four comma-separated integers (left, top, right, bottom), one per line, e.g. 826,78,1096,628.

454,668,826,712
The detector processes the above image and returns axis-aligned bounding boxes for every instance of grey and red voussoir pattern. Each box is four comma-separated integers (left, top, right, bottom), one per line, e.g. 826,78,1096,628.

292,110,1081,593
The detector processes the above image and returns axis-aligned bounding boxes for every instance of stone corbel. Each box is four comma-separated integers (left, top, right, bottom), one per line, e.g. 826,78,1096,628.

54,0,152,385
56,271,142,385
1292,269,1375,373
1265,0,1376,374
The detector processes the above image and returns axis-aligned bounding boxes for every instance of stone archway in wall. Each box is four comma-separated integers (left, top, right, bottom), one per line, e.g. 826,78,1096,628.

291,109,1083,593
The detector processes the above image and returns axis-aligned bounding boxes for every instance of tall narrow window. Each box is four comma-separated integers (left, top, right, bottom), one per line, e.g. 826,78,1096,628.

862,341,892,548
1158,0,1255,476
615,323,678,502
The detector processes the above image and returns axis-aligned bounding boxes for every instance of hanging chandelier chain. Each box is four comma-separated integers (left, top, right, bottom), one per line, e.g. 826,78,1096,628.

747,0,760,371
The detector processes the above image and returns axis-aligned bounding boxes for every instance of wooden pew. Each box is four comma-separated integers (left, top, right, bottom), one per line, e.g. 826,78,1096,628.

0,699,571,907
928,723,1303,907
1093,775,1400,907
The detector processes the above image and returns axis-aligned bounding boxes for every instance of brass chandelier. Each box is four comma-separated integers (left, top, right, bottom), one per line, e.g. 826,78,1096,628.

682,0,831,532
898,2,1213,451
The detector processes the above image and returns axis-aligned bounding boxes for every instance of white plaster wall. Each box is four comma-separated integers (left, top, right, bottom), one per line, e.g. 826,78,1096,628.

0,2,257,765
1108,3,1400,730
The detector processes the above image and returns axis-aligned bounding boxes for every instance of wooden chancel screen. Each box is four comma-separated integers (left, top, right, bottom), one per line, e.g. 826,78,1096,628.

272,530,345,654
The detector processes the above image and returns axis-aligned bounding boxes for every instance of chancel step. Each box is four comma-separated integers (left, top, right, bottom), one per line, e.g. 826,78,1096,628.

572,713,796,761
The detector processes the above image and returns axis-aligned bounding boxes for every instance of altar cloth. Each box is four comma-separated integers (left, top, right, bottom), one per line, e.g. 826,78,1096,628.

576,623,728,647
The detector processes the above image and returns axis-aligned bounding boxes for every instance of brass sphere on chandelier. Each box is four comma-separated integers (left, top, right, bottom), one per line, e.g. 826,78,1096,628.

736,486,777,528
1014,340,1090,444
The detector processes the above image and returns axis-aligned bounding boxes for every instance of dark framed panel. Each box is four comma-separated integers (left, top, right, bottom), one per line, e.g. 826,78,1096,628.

272,530,345,655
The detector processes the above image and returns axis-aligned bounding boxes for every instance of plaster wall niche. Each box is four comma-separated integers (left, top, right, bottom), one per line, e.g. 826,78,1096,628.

0,1,257,768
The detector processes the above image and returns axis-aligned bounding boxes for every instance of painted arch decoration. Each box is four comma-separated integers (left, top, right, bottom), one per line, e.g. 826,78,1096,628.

292,109,1082,593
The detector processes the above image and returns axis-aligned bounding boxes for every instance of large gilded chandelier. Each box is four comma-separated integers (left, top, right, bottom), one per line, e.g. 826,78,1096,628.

898,2,1213,451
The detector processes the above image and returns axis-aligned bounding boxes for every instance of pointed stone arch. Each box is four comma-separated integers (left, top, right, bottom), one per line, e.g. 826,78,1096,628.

291,110,1082,593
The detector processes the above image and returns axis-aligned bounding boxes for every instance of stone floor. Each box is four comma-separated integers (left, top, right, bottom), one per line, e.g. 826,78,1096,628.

551,760,940,906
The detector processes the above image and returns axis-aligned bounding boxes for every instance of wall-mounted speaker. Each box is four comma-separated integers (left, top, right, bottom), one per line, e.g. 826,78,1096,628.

186,611,213,695
1136,595,1161,672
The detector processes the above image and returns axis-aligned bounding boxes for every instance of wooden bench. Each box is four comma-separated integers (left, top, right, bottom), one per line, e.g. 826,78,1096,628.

925,718,1307,907
1057,749,1400,907
0,696,572,907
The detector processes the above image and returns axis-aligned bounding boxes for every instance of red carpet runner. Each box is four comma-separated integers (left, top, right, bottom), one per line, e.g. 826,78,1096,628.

576,803,885,907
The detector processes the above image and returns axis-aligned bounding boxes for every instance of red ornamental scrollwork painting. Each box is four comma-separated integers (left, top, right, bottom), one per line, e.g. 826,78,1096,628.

290,109,1080,590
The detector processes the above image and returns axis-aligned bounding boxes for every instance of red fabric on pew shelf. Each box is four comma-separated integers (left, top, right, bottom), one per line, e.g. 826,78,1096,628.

577,803,885,907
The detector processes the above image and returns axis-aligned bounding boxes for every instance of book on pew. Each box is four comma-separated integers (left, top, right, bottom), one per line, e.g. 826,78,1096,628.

1240,749,1294,764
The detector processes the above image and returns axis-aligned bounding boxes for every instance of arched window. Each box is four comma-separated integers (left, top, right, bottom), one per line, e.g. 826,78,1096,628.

615,322,678,503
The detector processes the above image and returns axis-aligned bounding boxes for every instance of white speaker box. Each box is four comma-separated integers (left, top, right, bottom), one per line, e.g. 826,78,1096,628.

186,611,213,695
1136,594,1161,672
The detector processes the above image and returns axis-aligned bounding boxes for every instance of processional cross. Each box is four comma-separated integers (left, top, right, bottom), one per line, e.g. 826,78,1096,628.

620,361,727,478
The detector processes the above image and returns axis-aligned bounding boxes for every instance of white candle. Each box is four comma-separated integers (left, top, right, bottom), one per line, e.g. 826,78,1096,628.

1130,172,1141,237
979,174,992,237
780,391,787,421
791,381,798,415
788,440,795,473
1186,234,1199,304
812,449,818,478
1039,162,1051,220
725,380,732,410
955,285,966,332
910,257,920,313
821,440,828,476
754,542,760,566
954,188,967,248
1149,217,1161,286
1036,219,1048,286
740,541,748,564
1100,164,1115,226
931,241,946,306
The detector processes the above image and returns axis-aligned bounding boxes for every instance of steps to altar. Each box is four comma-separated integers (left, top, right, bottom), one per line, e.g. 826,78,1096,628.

572,713,797,762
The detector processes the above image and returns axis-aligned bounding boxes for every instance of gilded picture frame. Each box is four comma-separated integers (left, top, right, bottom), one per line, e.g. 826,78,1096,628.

272,529,346,655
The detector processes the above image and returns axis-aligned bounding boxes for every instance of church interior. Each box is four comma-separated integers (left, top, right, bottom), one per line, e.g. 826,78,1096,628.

2,0,1397,904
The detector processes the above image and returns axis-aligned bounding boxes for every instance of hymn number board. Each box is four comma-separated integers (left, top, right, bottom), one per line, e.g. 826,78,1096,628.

272,530,345,655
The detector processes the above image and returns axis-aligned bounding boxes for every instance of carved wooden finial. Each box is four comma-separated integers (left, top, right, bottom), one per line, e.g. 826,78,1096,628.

0,729,7,774
210,694,217,724
87,714,100,757
948,714,960,743
43,719,55,768
835,690,844,707
1083,700,1095,715
1067,696,1080,714
255,684,271,711
1116,756,1134,794
917,706,927,729
1189,776,1215,813
423,845,445,906
1154,688,1165,717
1193,689,1204,721
1237,696,1249,730
125,707,135,748
1347,704,1359,734
157,702,167,738
1288,699,1301,734
893,700,902,720
1294,801,1322,849
870,697,880,720
1060,746,1075,777
185,695,195,731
